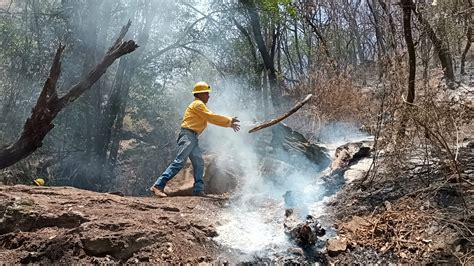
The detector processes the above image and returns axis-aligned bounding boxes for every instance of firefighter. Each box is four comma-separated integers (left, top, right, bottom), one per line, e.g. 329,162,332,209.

150,82,240,197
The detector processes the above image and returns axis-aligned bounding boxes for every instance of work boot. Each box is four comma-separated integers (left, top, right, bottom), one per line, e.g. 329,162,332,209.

193,191,206,197
150,186,167,198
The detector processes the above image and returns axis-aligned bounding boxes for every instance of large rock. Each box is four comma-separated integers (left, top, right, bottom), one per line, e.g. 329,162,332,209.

255,123,330,170
164,155,240,196
319,141,373,195
0,185,225,264
259,157,300,179
80,222,160,260
0,198,88,234
330,141,372,175
165,123,329,196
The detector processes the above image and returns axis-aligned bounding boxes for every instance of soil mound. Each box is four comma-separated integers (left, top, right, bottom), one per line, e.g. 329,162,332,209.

0,185,225,264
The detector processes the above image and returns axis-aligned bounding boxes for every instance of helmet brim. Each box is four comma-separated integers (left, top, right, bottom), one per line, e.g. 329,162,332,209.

193,89,211,94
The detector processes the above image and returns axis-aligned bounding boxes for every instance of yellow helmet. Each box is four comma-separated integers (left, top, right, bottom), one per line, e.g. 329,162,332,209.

34,178,45,186
192,81,211,94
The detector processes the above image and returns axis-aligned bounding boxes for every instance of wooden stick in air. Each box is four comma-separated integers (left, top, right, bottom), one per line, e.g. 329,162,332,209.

248,94,313,133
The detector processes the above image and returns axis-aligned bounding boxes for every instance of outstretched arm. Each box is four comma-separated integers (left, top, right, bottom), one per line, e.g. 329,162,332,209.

194,102,232,127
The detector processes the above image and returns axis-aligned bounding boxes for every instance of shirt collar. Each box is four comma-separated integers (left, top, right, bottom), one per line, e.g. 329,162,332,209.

194,97,206,105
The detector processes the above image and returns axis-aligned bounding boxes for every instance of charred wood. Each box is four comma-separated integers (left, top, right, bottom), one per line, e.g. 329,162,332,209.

0,22,138,170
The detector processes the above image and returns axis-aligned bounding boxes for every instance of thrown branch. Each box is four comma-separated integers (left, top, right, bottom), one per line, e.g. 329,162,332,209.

248,94,312,133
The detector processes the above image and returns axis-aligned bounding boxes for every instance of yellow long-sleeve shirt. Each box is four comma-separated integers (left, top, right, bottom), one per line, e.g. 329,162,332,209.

180,98,232,134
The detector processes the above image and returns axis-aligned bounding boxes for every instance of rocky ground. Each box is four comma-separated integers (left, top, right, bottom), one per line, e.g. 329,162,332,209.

0,185,228,264
0,124,472,264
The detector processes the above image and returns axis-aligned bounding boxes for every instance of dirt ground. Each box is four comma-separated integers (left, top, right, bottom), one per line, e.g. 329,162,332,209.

0,185,230,264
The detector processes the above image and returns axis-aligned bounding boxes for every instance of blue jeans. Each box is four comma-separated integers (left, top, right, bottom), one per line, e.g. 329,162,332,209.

154,128,204,193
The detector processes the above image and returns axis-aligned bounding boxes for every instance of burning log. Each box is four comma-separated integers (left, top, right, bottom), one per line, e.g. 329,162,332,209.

248,94,312,133
284,211,326,246
283,190,325,247
283,202,325,247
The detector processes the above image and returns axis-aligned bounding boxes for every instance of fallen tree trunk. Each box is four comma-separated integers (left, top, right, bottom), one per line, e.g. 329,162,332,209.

248,94,312,133
0,21,138,170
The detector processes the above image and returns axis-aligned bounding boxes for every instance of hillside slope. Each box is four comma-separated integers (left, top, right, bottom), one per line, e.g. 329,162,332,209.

0,185,227,264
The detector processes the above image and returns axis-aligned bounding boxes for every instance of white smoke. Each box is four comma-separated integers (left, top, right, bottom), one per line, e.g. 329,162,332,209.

193,79,327,256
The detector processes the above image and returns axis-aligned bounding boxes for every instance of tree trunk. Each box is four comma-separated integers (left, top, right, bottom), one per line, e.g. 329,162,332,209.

262,67,270,118
0,23,138,170
80,0,103,157
99,58,128,161
378,0,398,56
1,2,32,136
304,14,332,62
107,61,135,166
344,0,364,64
294,19,304,73
241,0,282,109
304,21,312,71
232,17,264,118
411,3,455,87
460,25,472,75
108,5,157,166
31,0,44,58
402,0,416,104
420,30,432,86
367,0,387,79
281,29,298,82
397,0,416,138
92,0,114,161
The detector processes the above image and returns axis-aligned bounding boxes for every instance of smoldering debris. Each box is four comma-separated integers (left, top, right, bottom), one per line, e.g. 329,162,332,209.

284,208,326,247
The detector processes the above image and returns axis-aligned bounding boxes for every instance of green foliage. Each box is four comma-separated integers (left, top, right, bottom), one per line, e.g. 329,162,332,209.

257,0,297,19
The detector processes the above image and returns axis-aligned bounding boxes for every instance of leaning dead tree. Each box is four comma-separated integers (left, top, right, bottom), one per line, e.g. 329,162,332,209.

0,21,138,170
